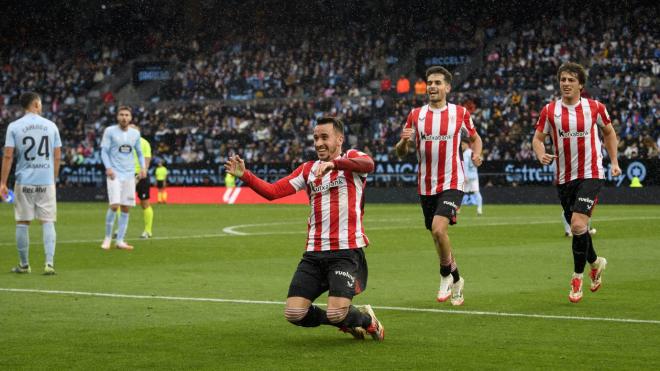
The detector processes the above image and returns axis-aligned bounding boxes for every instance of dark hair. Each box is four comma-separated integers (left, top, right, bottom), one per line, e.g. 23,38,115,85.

425,66,452,84
19,92,40,109
316,117,344,135
117,105,132,114
557,62,587,86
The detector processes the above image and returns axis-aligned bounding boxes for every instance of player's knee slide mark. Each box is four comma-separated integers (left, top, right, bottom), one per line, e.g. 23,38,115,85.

326,307,349,324
284,307,308,323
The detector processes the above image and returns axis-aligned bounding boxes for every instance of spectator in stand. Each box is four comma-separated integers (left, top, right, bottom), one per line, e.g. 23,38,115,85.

396,75,410,97
414,78,427,97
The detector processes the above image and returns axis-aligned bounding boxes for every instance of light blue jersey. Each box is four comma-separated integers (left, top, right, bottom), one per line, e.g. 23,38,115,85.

4,113,61,185
101,125,144,180
463,148,479,180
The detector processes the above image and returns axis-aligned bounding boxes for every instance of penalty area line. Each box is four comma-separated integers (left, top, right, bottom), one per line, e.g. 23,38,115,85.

1,287,659,325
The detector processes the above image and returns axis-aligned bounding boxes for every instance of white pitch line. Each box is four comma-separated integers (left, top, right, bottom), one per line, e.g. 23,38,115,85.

0,215,658,246
0,233,230,247
1,287,659,325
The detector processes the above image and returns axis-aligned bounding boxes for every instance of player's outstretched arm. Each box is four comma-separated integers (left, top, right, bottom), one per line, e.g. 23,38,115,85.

601,125,621,177
224,154,297,200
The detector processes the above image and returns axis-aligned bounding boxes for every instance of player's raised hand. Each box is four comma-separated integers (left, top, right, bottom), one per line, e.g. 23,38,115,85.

610,163,622,177
400,128,413,141
314,161,335,177
224,154,245,177
472,152,483,167
538,153,557,165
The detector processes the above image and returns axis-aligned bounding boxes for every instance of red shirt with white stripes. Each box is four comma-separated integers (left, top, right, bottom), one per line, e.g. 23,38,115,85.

535,98,611,184
404,103,477,195
240,149,373,252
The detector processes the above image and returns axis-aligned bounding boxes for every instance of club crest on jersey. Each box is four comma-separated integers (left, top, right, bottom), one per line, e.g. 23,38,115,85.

558,128,590,138
310,177,346,194
420,132,453,141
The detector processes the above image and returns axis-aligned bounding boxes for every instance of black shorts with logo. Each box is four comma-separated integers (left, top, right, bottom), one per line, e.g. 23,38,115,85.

419,189,464,230
136,177,151,201
557,179,603,221
287,248,368,300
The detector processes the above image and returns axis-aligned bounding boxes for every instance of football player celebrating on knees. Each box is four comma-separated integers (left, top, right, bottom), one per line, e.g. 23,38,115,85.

1,92,61,274
395,66,483,306
532,62,620,303
224,117,384,341
100,106,146,250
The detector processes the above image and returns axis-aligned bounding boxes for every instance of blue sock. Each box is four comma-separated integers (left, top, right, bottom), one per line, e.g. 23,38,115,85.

16,224,29,266
117,212,130,242
105,209,116,238
43,222,56,265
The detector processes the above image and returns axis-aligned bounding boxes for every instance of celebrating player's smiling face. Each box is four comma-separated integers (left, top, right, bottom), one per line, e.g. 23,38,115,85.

426,73,451,106
559,71,583,102
117,109,132,129
313,123,343,161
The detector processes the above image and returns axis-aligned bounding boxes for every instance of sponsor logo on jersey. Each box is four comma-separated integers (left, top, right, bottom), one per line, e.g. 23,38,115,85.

421,133,454,141
119,144,132,153
310,177,346,194
558,128,590,138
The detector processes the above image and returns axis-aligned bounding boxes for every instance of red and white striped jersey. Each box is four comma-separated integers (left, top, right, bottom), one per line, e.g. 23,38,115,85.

284,149,371,251
404,103,477,195
535,98,611,184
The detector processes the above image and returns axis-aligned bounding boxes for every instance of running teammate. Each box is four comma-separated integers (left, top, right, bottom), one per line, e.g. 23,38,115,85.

395,66,483,306
532,62,621,303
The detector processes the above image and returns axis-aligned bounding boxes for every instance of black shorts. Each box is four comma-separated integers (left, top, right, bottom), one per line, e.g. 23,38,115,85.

557,179,603,221
156,180,165,189
419,189,464,230
136,177,151,201
287,248,368,300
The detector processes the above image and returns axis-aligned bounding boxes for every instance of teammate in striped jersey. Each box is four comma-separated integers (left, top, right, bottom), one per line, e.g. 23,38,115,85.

395,66,483,306
532,62,621,303
224,117,384,341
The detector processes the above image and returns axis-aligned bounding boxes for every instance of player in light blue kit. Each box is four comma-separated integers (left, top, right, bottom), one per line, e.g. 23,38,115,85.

1,92,61,274
461,141,483,215
100,106,146,250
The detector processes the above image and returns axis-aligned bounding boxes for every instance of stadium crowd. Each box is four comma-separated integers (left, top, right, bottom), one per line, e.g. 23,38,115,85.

1,1,658,169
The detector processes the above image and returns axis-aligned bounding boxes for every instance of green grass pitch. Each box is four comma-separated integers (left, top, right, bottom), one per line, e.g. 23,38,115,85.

1,202,659,370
